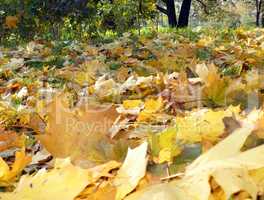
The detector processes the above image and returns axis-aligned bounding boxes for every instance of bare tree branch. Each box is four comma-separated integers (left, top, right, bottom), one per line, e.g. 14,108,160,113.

156,4,168,15
194,0,209,15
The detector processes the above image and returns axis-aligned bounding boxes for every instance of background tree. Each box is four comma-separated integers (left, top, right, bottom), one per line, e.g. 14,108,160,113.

0,0,260,44
256,0,262,26
156,0,193,27
262,1,264,26
178,0,192,27
156,0,177,27
0,0,157,42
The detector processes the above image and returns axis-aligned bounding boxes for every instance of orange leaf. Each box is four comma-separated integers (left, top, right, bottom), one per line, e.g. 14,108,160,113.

0,150,31,186
0,129,25,152
37,93,122,166
5,16,19,29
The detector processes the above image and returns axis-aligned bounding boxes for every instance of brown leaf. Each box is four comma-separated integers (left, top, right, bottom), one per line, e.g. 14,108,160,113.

223,116,241,134
0,128,24,152
37,93,122,167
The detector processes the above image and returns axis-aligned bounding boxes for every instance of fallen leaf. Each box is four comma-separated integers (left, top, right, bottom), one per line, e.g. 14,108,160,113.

0,149,31,186
126,110,264,200
123,100,143,110
202,64,229,106
0,128,25,152
175,105,240,143
195,63,209,81
37,93,121,166
94,76,119,100
114,142,148,200
117,100,144,115
76,182,117,200
196,37,213,48
137,98,163,122
149,127,181,164
1,158,120,200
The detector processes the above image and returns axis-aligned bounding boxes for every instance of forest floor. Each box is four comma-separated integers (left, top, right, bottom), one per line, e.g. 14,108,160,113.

0,27,264,200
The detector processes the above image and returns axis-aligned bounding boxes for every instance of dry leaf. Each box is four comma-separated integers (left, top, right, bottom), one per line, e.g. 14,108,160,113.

76,182,117,200
126,110,264,200
175,105,240,143
0,128,25,152
37,93,120,166
137,98,163,122
202,64,229,106
195,63,209,81
0,150,31,186
114,142,148,200
1,159,120,200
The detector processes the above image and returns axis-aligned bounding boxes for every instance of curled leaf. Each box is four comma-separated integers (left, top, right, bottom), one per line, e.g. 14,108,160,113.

114,142,148,200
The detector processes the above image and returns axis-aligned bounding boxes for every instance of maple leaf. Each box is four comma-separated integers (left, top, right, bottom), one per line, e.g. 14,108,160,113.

94,76,119,100
196,37,214,48
163,72,202,110
1,158,120,200
149,127,181,164
126,110,264,200
76,182,117,200
200,64,230,106
37,93,123,166
0,149,31,186
177,105,240,142
123,100,143,110
148,106,240,163
116,100,144,115
137,98,163,122
195,63,209,82
114,142,148,200
0,127,25,152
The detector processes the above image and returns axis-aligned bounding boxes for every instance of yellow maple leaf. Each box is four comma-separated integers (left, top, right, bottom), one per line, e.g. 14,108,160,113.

202,65,229,106
137,98,163,122
158,147,181,164
123,100,143,109
126,110,264,200
196,37,213,48
176,105,240,143
149,127,182,164
0,150,31,186
195,63,209,82
144,98,163,112
74,71,94,86
1,158,120,200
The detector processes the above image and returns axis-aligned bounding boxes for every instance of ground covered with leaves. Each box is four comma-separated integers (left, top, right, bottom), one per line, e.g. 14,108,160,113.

0,27,264,200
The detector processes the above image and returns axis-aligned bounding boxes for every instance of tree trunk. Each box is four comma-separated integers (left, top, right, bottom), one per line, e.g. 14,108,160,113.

19,0,25,20
262,13,264,27
261,0,264,27
19,0,25,13
178,0,192,28
166,0,177,27
256,10,261,26
256,0,262,27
